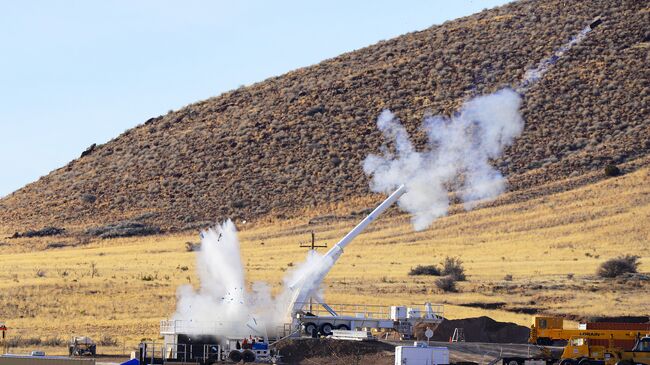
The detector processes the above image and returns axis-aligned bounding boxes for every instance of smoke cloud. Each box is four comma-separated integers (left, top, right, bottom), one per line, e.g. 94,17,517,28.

364,23,597,231
173,220,334,339
363,88,524,231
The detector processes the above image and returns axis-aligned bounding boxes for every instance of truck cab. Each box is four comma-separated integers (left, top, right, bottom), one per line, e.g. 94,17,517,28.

559,337,608,364
615,336,650,365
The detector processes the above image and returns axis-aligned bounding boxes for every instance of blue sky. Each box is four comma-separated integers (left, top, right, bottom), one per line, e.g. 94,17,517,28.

0,0,511,197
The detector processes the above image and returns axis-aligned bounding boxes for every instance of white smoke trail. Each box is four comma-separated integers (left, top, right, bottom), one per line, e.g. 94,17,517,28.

517,24,593,93
363,88,524,231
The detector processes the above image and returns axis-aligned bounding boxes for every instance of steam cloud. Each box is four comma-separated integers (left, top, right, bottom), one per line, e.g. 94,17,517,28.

363,89,523,231
173,220,334,339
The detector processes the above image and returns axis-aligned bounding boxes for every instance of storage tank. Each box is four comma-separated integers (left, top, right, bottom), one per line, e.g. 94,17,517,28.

391,306,407,320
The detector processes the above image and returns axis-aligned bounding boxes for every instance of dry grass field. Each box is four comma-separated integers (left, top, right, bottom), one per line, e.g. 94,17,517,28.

0,168,648,354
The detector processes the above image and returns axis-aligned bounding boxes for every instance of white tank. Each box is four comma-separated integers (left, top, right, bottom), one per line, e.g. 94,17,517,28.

391,306,407,320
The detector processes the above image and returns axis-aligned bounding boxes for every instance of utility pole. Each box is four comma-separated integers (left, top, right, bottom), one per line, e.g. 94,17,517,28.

299,231,327,313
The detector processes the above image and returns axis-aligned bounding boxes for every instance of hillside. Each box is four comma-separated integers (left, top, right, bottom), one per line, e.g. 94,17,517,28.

1,0,648,232
0,167,647,346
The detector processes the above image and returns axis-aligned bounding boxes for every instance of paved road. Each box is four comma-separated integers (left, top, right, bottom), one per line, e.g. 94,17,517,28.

385,340,561,364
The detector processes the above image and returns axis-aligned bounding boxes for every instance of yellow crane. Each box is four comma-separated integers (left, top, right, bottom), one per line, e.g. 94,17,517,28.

528,317,650,365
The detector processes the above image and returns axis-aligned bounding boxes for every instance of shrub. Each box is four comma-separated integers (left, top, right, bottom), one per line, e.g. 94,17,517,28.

597,255,640,278
11,226,65,238
442,257,466,281
503,274,513,281
86,221,160,239
604,164,621,177
80,193,97,204
185,241,200,252
409,265,441,276
435,276,457,292
140,274,155,281
98,335,118,346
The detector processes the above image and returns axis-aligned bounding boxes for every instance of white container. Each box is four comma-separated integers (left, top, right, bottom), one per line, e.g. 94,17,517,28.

391,306,407,320
395,345,449,365
406,307,421,319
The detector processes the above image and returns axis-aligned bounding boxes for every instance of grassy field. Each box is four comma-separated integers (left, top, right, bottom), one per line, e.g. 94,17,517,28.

0,168,648,354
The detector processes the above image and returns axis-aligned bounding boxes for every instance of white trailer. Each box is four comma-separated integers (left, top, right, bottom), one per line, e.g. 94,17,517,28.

295,302,443,339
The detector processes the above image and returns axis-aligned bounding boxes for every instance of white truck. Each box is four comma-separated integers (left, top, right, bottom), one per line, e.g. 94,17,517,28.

395,343,450,365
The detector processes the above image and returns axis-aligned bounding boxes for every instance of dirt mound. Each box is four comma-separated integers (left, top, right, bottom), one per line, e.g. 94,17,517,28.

1,0,648,231
422,316,530,343
273,338,394,364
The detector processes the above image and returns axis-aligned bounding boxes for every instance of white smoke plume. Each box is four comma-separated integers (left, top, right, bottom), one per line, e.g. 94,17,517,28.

364,22,598,231
173,220,335,339
363,88,524,231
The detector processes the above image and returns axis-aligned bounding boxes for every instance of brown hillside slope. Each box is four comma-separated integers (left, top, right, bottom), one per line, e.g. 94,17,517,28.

1,0,648,232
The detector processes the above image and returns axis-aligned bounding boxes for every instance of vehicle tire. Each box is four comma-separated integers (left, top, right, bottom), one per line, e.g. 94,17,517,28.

304,322,318,337
319,322,334,336
336,324,350,331
614,361,633,365
228,350,242,363
69,347,74,356
578,358,592,365
242,350,256,363
559,359,577,365
507,360,520,365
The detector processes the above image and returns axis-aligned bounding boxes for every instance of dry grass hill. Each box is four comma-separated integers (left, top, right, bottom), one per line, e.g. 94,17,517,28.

0,0,648,233
0,167,648,350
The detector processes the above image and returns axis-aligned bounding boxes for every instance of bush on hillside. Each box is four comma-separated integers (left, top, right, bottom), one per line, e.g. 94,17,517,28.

86,221,160,239
597,255,640,278
604,164,621,177
435,276,458,292
442,257,466,281
409,265,441,276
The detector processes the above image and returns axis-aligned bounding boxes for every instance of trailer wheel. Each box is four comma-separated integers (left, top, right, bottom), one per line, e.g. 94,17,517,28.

320,323,334,336
229,350,242,363
336,324,350,331
304,322,318,337
242,350,256,363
